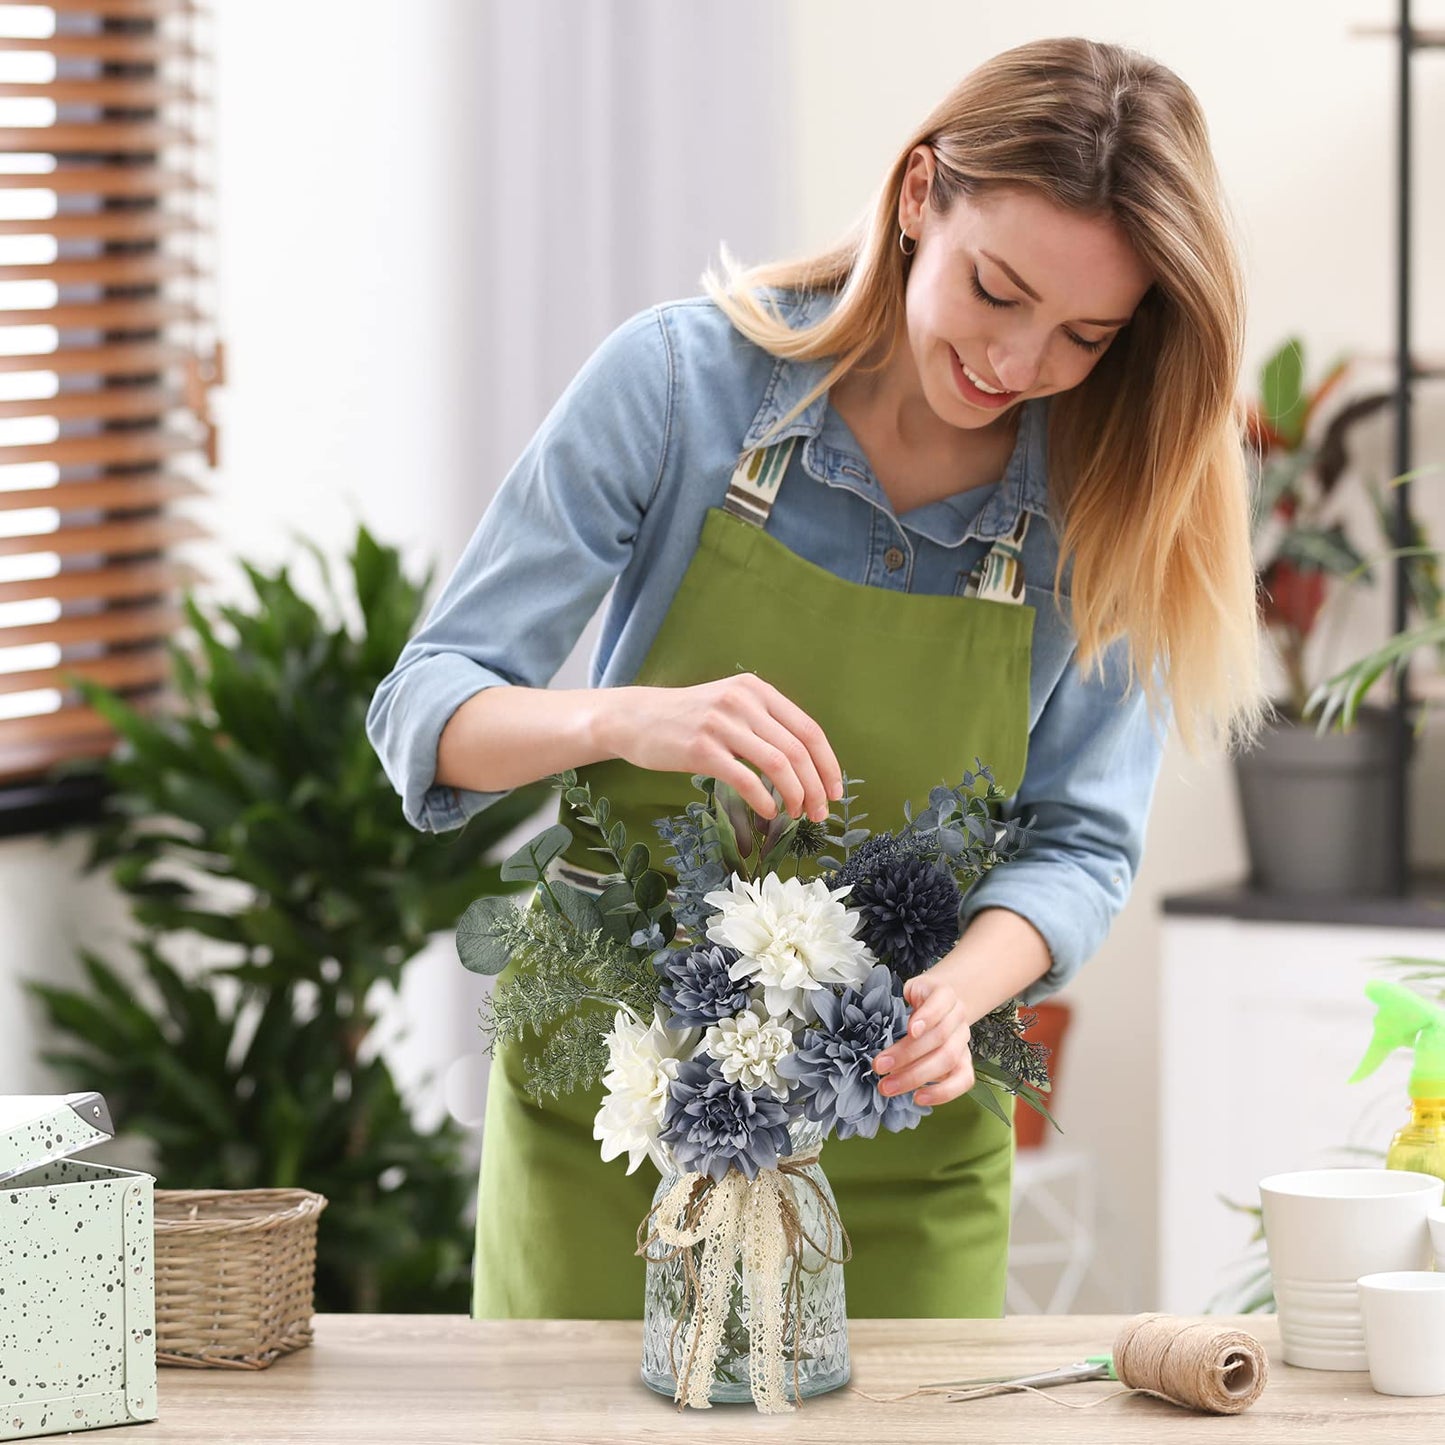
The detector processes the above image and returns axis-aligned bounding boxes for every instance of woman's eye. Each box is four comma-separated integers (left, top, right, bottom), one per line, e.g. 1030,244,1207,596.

972,268,1108,354
969,269,1009,309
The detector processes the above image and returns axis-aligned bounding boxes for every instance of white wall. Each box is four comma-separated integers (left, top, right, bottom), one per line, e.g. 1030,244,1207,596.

787,0,1445,1309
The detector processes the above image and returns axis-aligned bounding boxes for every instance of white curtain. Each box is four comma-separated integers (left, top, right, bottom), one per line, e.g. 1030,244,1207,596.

375,0,795,1160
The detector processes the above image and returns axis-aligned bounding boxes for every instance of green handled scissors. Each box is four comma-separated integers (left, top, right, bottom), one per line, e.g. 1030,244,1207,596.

920,1354,1116,1400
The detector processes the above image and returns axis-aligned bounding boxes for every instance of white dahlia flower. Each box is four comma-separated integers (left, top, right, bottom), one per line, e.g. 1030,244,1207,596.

593,1004,700,1176
703,1002,797,1096
702,872,876,1025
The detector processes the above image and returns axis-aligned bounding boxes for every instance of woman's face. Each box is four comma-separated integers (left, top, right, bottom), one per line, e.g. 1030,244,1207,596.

898,148,1155,431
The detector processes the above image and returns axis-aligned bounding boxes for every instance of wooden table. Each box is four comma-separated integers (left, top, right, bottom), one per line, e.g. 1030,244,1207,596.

143,1313,1445,1443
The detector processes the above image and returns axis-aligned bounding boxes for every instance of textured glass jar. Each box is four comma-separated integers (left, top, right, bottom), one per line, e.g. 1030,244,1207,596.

640,1117,850,1404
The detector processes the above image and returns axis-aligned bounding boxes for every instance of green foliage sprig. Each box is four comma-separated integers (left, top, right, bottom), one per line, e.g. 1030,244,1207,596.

473,901,664,1100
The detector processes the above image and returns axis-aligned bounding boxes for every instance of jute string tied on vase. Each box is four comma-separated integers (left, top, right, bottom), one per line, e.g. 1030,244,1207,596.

636,1148,852,1414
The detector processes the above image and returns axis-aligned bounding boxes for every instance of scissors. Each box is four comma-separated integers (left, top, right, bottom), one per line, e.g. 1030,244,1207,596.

920,1353,1116,1400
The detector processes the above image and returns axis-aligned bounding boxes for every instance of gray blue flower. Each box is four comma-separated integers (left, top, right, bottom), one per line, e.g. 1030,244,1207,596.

659,1055,794,1182
657,943,752,1030
775,962,931,1139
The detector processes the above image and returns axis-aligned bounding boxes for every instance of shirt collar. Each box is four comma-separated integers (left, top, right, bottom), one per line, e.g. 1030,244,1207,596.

738,289,1050,546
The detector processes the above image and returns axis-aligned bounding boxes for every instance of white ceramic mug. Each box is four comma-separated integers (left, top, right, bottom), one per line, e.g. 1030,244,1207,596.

1429,1204,1445,1272
1258,1168,1443,1370
1357,1272,1445,1395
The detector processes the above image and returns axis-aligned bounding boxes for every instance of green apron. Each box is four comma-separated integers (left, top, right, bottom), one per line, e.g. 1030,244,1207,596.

474,427,1035,1320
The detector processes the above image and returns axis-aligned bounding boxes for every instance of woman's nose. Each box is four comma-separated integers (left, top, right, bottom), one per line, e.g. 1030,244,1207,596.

989,348,1042,394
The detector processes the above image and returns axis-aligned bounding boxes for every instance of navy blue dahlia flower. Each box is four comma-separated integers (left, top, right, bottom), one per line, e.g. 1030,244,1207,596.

828,833,961,979
775,962,931,1139
659,1055,794,1182
657,943,751,1030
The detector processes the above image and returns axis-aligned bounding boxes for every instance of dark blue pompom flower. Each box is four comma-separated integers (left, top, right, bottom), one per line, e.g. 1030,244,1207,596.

775,962,931,1139
657,943,752,1030
827,833,960,979
659,1055,794,1182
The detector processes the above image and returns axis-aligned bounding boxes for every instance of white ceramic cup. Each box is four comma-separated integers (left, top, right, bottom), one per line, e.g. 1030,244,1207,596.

1357,1272,1445,1395
1429,1204,1445,1272
1258,1168,1443,1370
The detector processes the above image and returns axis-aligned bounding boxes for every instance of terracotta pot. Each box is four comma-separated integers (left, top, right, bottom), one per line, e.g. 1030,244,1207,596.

1014,999,1071,1149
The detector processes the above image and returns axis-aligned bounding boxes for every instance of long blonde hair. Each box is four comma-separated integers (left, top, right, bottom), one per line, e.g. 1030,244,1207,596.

703,37,1267,757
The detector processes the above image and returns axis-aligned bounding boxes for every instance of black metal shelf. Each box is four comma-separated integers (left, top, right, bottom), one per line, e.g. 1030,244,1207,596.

1360,4,1439,893
1162,872,1445,929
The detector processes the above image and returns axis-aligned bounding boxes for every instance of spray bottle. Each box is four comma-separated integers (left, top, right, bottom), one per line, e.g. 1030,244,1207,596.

1349,978,1445,1184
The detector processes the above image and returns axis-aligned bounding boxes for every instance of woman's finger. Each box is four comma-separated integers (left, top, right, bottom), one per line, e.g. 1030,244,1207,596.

719,722,820,826
742,707,832,821
699,743,783,819
914,1057,978,1107
877,997,965,1076
877,1030,970,1097
754,679,844,802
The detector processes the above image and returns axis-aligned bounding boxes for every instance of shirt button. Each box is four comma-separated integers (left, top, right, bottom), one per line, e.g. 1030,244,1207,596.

883,546,905,572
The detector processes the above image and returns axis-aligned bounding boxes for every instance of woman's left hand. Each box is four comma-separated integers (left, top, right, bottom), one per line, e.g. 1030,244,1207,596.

872,966,976,1106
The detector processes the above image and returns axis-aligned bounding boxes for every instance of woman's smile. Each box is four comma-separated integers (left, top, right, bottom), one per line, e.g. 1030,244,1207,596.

949,345,1020,410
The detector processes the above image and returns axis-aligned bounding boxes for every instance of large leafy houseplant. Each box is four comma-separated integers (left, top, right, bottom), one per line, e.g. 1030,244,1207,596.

1237,339,1443,895
28,525,548,1311
1246,337,1411,718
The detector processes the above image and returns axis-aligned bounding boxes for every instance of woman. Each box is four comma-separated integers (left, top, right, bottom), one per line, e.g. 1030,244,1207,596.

368,36,1268,1321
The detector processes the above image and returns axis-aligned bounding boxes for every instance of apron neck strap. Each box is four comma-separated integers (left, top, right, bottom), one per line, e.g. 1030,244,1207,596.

724,433,1033,606
723,437,798,527
964,509,1032,603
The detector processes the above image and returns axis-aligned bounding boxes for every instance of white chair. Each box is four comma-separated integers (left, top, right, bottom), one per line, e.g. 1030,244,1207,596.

1007,1143,1098,1313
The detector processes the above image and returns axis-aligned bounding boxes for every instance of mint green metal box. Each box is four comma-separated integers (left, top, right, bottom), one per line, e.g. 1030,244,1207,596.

0,1094,157,1441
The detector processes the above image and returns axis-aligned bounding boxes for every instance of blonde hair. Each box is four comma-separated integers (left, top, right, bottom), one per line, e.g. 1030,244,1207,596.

702,37,1267,757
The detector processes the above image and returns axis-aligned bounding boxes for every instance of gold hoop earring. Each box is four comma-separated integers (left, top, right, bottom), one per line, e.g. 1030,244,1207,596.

898,229,917,256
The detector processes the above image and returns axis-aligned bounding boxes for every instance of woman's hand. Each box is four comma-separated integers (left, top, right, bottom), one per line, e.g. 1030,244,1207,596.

872,966,976,1107
598,674,843,822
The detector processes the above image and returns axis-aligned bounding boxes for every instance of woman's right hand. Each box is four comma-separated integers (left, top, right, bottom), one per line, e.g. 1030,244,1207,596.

597,674,844,822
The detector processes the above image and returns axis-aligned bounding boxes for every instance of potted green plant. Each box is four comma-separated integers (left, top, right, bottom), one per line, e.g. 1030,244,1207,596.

1237,339,1436,895
27,524,550,1312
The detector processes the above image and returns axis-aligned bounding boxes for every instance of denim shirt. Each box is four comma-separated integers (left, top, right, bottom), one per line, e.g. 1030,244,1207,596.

366,289,1171,1003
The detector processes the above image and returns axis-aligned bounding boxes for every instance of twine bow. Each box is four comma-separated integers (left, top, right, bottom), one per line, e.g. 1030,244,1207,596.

636,1149,852,1413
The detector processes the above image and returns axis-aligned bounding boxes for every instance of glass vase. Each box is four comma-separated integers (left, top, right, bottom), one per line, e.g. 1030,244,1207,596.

639,1117,850,1405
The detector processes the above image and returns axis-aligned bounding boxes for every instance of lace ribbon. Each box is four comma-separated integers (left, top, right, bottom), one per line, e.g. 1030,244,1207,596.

636,1149,852,1413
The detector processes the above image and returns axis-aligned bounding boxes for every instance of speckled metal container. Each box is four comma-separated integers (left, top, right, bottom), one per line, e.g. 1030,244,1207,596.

0,1094,157,1441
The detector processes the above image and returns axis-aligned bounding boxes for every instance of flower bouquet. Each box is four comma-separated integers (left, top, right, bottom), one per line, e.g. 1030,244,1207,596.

457,763,1055,1413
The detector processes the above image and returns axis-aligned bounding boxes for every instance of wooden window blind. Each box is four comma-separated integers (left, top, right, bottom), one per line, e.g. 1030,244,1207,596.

0,0,218,832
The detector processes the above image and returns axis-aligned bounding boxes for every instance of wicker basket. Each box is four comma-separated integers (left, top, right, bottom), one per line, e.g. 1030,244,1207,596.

153,1188,327,1369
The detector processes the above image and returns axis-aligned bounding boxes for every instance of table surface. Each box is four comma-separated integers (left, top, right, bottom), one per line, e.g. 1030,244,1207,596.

142,1313,1444,1443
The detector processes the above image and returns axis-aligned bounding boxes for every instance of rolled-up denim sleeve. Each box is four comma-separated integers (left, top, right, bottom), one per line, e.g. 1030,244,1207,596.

959,636,1171,1005
366,305,674,833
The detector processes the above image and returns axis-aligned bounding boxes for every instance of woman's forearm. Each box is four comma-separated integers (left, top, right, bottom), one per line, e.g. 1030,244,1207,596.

434,684,623,793
934,906,1054,1021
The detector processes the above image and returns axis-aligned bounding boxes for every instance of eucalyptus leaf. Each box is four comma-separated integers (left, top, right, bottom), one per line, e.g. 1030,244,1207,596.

539,880,604,935
500,823,573,883
634,869,669,913
623,842,650,881
456,895,519,975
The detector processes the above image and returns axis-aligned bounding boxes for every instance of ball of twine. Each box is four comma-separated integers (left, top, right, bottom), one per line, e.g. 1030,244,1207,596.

1113,1314,1269,1415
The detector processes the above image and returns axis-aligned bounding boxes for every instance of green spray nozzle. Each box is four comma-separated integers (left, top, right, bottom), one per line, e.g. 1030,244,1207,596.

1350,979,1445,1099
